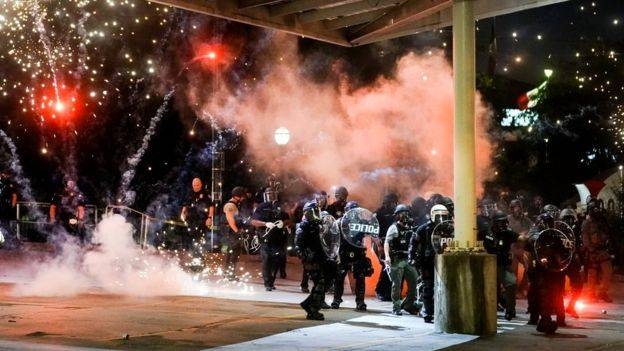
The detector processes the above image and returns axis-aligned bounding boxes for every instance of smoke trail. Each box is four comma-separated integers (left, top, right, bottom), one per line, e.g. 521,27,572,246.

32,0,60,102
117,89,176,206
0,128,37,204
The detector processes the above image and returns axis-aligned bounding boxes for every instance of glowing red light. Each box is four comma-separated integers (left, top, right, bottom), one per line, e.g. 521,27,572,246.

55,101,65,112
207,51,216,60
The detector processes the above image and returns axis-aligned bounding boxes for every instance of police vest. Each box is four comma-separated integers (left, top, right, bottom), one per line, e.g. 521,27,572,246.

390,225,411,259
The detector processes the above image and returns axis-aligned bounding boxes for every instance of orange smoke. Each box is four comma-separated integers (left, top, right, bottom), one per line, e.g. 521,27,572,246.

187,35,494,208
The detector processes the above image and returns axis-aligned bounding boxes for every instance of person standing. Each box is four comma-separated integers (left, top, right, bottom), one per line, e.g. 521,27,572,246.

484,210,520,321
409,204,451,323
0,171,17,231
373,193,399,302
582,199,613,303
560,208,584,318
49,180,87,242
222,186,246,281
296,201,327,320
327,186,348,219
385,204,419,316
331,201,371,311
180,177,214,253
251,187,289,291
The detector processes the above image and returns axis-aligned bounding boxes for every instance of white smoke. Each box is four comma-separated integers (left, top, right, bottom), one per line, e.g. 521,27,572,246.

12,214,201,297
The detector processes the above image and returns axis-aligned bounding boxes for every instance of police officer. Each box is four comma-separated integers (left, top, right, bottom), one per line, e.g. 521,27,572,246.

410,204,451,323
0,171,17,234
301,191,330,293
49,180,87,242
484,210,519,321
251,187,289,291
581,199,613,303
296,201,327,320
373,193,399,301
560,208,584,318
331,201,370,311
180,177,214,254
385,204,419,316
222,187,246,281
526,213,566,333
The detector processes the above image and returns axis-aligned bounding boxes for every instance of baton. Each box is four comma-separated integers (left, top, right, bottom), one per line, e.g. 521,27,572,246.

384,262,392,279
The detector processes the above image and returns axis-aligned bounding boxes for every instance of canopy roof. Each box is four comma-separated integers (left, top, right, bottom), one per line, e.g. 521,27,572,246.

151,0,568,47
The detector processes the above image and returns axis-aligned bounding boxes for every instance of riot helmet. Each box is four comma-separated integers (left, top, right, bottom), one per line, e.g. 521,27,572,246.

345,201,359,211
430,204,450,223
303,201,320,221
263,187,278,203
394,204,411,223
542,204,559,219
490,210,509,232
537,213,555,229
559,208,577,227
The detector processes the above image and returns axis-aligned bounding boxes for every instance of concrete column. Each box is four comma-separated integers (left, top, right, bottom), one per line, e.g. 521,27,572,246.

434,0,497,336
453,0,476,248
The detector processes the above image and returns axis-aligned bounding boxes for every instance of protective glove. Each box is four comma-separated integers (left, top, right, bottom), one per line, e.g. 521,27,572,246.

275,220,284,229
265,222,276,229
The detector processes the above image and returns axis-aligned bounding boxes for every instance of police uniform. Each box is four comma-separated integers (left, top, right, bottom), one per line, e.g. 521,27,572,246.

373,203,395,301
386,222,418,315
183,189,213,250
0,175,17,230
252,201,289,290
484,226,519,320
296,217,327,320
410,221,436,322
51,187,86,241
331,217,369,310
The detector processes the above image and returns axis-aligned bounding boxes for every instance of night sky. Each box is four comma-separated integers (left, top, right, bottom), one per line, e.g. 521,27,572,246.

0,0,622,217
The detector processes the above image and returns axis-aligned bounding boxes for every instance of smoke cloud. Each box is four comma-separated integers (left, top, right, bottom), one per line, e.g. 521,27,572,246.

12,214,200,297
187,35,494,207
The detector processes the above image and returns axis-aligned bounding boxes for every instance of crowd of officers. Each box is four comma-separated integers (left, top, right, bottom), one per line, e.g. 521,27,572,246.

200,179,616,331
2,170,616,333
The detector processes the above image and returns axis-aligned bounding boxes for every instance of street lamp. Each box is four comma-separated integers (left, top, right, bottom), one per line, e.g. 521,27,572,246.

544,69,553,78
274,127,290,145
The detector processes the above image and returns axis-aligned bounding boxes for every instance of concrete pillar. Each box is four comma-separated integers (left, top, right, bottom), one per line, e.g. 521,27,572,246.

452,0,476,248
434,0,497,336
435,253,497,335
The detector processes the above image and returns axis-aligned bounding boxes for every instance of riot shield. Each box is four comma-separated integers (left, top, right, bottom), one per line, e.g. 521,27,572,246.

533,228,575,272
431,220,454,254
320,213,339,259
338,207,380,248
554,220,576,246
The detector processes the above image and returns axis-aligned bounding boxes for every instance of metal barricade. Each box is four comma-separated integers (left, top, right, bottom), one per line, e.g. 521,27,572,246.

14,202,98,241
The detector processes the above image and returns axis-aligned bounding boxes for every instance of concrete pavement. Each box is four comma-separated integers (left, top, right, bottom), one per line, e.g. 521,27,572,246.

1,244,623,350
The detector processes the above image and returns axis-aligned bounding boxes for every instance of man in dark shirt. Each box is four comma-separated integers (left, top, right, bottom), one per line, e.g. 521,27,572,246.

180,177,214,252
49,180,87,242
0,171,18,245
251,187,290,291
